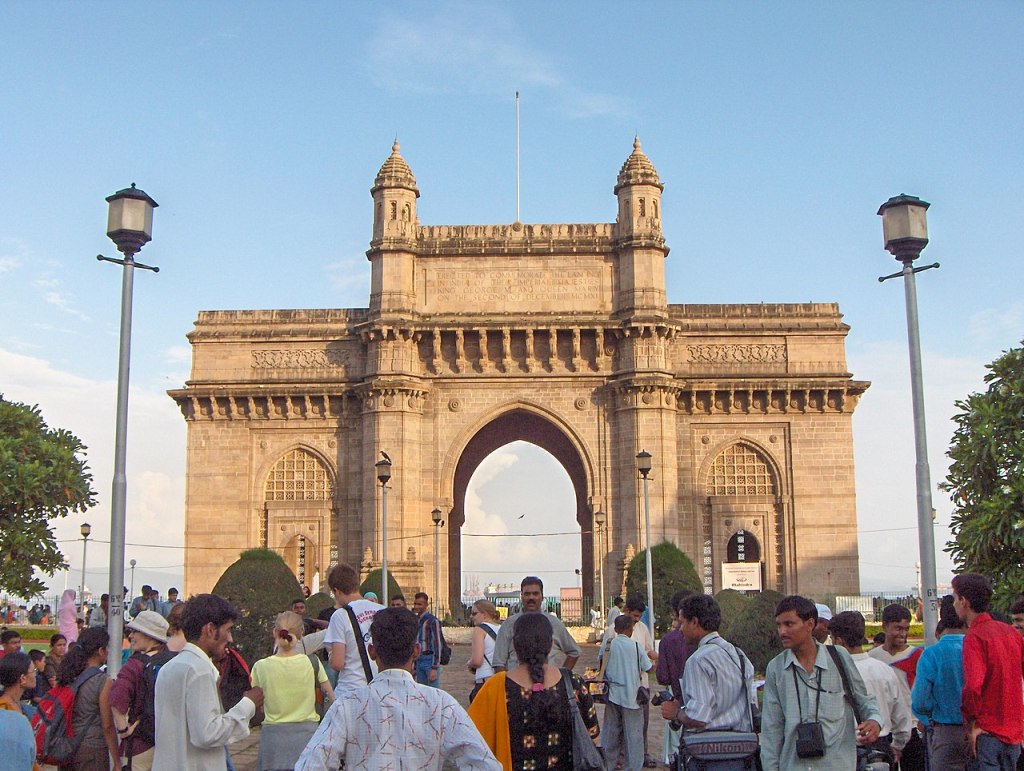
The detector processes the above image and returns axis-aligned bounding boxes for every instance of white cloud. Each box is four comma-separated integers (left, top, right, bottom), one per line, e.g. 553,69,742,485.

0,256,19,274
364,4,625,118
968,302,1024,348
164,345,191,363
42,290,91,321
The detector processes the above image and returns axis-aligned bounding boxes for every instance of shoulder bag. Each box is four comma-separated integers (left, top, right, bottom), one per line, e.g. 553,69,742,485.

678,640,760,770
825,646,895,770
344,606,374,683
559,668,604,771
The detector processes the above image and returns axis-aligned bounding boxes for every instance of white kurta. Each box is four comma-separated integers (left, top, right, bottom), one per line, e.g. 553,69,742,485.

152,642,255,771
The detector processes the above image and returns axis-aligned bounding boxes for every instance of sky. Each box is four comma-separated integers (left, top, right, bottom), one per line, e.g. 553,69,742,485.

2,3,1022,601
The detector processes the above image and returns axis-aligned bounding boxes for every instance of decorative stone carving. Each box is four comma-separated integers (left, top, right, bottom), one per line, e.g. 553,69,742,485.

688,344,786,364
252,348,350,369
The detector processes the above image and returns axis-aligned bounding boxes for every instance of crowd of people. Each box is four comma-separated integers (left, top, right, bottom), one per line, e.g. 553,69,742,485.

0,567,1022,771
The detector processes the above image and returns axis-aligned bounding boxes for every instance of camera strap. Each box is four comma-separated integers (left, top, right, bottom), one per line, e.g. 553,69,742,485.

791,663,822,722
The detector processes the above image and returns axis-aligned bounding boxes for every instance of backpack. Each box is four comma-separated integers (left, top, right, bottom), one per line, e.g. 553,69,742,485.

129,649,178,748
31,666,103,765
439,626,452,666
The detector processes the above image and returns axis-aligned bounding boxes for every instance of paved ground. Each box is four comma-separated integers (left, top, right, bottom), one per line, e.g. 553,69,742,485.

229,642,671,769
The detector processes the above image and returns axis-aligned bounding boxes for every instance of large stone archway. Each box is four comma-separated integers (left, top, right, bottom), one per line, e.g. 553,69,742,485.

170,139,870,602
447,408,593,612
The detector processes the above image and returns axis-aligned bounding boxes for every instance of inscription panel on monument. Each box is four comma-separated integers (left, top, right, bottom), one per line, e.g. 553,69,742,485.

425,263,611,313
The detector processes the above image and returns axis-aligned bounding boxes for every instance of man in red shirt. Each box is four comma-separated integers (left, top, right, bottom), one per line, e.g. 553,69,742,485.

952,572,1024,769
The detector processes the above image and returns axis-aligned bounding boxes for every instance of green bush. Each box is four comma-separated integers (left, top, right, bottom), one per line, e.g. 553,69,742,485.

211,548,303,666
714,589,751,639
359,568,403,601
722,589,784,674
625,541,702,636
304,591,333,619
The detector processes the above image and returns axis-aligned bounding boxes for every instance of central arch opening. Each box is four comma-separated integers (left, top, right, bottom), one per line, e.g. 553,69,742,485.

447,409,594,617
461,442,580,606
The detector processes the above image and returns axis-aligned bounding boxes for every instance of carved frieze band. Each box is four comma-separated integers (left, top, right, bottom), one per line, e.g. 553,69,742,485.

169,390,355,421
251,349,350,369
688,344,786,364
677,382,868,415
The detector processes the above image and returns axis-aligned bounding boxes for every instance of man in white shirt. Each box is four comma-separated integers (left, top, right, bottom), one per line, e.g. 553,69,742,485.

296,607,500,771
830,611,912,765
323,563,385,695
153,594,264,771
603,614,653,771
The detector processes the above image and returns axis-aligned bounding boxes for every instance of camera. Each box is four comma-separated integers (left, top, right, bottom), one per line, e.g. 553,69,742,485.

795,721,826,758
651,690,682,732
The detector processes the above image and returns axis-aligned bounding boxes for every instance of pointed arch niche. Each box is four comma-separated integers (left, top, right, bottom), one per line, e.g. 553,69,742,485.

445,408,595,614
701,441,789,595
261,447,338,591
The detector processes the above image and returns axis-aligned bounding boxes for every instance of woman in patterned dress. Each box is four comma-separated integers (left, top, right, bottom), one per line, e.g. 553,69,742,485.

469,613,600,770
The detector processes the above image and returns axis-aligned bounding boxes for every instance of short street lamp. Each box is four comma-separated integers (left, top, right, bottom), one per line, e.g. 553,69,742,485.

877,194,940,646
594,510,607,617
432,507,444,615
129,559,137,612
79,523,92,609
636,450,655,636
99,183,159,675
375,454,393,606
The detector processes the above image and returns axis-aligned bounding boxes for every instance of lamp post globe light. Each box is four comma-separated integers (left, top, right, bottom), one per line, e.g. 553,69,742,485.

99,183,159,675
594,510,606,618
431,507,444,615
635,450,655,636
375,454,393,606
79,522,91,609
877,194,940,647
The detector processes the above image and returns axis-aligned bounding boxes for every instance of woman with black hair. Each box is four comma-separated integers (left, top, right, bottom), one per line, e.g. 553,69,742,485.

0,651,40,770
56,626,119,770
468,613,599,770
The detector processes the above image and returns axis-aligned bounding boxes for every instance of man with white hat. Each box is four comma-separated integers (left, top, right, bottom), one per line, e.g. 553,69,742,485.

813,602,833,644
110,610,175,770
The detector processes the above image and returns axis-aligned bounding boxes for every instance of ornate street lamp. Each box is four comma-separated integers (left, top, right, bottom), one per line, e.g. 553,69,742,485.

79,522,91,609
878,194,940,646
636,450,655,635
432,507,444,615
375,454,393,606
99,183,159,675
594,510,606,617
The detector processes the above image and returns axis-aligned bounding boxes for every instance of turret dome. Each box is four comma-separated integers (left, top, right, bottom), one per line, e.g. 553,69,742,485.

614,136,663,193
372,140,419,196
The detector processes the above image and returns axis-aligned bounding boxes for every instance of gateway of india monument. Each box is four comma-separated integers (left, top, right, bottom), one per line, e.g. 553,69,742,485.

169,139,868,606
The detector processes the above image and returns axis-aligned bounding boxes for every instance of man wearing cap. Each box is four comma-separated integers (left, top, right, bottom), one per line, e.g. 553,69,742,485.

829,610,912,765
813,603,833,644
110,610,176,770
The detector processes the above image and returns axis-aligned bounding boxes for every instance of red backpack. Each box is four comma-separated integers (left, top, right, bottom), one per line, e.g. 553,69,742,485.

30,666,103,765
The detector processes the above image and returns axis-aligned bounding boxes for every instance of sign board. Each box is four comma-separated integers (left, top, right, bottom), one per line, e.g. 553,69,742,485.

721,562,763,592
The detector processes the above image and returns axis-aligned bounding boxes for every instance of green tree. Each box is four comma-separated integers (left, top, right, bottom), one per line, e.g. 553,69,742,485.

944,341,1024,609
359,568,403,601
723,589,784,674
212,548,303,665
714,588,751,639
625,541,702,635
0,396,96,596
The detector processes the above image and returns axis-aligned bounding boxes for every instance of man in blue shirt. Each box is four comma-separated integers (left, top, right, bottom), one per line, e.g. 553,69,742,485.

911,594,968,769
603,613,653,771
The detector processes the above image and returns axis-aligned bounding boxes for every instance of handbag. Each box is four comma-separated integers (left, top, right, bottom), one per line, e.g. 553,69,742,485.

635,641,650,706
559,668,604,771
584,640,610,704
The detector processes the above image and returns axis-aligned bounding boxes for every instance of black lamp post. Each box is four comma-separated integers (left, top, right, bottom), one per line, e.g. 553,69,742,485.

375,454,393,605
432,507,444,615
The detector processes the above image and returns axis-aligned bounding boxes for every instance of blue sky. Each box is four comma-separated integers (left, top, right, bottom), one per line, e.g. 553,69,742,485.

2,3,1022,599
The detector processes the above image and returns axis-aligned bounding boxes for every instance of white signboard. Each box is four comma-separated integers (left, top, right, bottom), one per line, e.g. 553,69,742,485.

721,562,762,592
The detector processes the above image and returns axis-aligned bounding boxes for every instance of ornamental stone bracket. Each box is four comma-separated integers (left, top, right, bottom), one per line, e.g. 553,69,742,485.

167,388,356,421
353,378,430,413
610,376,682,410
677,379,870,415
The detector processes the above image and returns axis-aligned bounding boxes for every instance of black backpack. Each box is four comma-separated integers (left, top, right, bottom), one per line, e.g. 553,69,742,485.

439,627,452,666
129,649,178,747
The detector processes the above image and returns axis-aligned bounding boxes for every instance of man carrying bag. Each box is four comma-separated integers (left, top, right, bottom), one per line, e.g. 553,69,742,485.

658,594,759,770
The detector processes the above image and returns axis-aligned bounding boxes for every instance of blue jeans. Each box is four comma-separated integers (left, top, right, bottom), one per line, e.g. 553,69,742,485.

968,734,1021,770
414,653,441,687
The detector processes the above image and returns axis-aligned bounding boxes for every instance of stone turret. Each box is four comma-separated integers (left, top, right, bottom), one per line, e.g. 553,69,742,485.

614,136,664,237
368,141,419,315
613,137,668,315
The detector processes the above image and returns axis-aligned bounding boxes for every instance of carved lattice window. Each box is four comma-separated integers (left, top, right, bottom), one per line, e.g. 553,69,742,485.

707,443,776,496
264,448,333,501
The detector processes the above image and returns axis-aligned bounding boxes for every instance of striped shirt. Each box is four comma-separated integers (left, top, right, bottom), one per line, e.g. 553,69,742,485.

681,632,756,731
417,611,443,668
